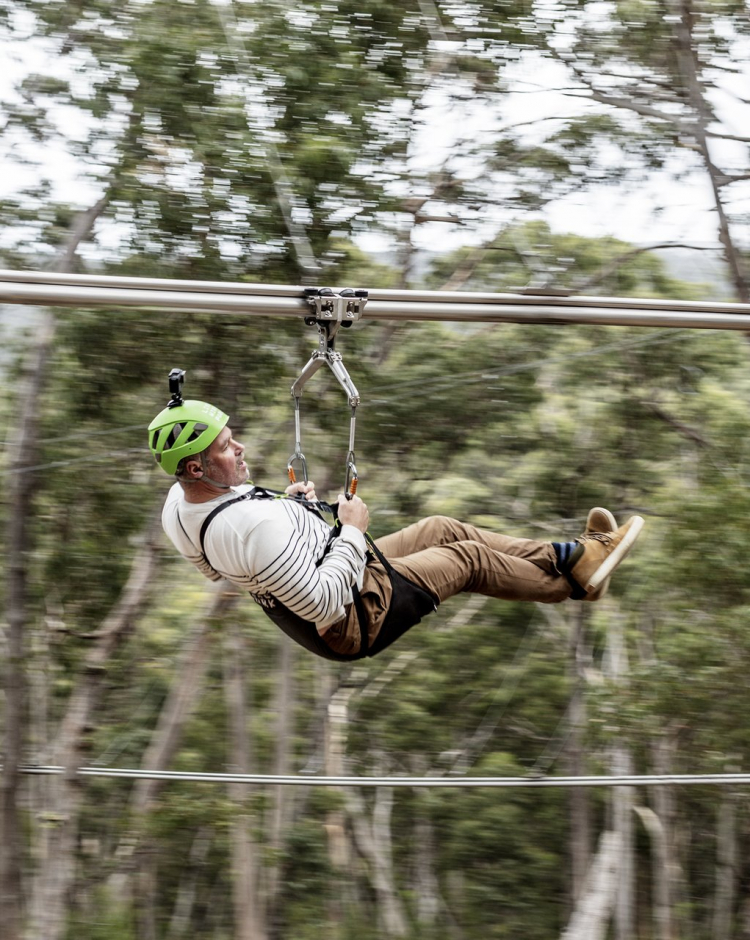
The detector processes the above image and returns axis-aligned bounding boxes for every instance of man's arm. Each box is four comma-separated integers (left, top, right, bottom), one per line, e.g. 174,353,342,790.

247,497,368,626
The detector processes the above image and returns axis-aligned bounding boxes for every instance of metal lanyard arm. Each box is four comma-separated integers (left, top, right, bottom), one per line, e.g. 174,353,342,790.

287,289,367,497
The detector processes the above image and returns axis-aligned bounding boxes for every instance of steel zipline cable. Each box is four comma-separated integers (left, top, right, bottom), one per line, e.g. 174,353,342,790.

2,269,750,329
14,765,750,789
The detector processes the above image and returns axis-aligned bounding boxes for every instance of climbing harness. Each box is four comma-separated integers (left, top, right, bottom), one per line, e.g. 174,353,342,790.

287,288,368,498
195,486,363,661
195,485,438,662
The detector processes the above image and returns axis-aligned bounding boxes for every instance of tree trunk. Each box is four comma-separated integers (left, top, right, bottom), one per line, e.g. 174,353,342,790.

1,193,109,940
371,783,408,939
135,845,158,940
107,590,230,909
324,683,409,937
413,802,440,929
604,613,634,940
2,309,56,940
713,789,738,940
611,747,634,940
561,831,622,940
634,805,671,940
223,623,266,940
324,682,355,938
166,827,212,939
666,0,747,302
25,514,161,940
347,783,409,939
26,610,53,895
565,606,591,904
265,636,295,923
650,732,690,940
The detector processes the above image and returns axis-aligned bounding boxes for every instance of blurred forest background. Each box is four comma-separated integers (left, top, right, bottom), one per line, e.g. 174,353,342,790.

2,1,750,938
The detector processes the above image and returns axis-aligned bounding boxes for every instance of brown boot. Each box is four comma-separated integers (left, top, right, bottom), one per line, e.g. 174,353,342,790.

569,515,644,598
581,507,617,601
585,507,616,536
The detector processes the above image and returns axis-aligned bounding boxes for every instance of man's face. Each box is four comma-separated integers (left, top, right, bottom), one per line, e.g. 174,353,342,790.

203,426,249,487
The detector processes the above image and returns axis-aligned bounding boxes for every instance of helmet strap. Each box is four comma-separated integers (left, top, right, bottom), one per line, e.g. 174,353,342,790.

179,451,232,490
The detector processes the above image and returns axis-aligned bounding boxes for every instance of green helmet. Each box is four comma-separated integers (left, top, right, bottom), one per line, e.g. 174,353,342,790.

148,399,229,476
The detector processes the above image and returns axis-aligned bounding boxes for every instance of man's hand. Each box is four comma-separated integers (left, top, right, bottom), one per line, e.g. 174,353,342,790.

337,494,369,533
285,480,318,501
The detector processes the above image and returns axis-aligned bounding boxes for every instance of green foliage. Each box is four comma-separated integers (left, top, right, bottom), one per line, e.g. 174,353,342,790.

65,890,135,940
437,753,567,936
427,221,713,298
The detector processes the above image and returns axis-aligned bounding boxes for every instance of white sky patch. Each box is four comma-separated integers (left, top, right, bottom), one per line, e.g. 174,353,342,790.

543,168,719,246
324,111,353,126
407,77,502,175
0,22,103,207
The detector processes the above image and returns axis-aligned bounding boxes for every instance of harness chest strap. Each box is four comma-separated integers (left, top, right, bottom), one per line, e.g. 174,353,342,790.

196,486,370,660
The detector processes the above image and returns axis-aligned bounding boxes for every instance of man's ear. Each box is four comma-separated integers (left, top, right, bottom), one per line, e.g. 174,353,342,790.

184,457,203,480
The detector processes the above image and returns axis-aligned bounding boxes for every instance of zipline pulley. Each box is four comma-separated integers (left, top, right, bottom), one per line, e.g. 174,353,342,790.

287,288,368,498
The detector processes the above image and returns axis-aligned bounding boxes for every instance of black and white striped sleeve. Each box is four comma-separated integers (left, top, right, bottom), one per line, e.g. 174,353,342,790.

247,511,367,625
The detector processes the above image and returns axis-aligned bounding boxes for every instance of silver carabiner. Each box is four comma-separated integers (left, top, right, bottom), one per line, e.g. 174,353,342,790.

344,404,358,498
287,452,308,486
345,456,358,498
287,396,308,485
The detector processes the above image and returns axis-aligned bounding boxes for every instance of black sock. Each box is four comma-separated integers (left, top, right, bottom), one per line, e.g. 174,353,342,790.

553,541,587,599
552,541,579,570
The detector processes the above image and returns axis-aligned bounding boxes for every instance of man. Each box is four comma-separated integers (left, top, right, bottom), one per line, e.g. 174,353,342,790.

149,390,643,661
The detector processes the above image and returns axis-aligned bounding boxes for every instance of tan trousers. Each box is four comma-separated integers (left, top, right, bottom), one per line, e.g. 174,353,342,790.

323,515,572,657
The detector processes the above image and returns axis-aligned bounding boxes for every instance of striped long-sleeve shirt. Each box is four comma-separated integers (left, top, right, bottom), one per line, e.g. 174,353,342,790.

161,483,367,629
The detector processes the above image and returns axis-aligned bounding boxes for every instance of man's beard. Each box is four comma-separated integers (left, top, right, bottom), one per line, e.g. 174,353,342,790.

206,457,249,487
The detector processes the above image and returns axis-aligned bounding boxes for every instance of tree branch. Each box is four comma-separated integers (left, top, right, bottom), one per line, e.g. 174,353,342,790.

564,85,694,128
706,131,750,143
715,172,750,188
571,243,716,293
52,193,109,273
642,400,710,447
549,50,694,129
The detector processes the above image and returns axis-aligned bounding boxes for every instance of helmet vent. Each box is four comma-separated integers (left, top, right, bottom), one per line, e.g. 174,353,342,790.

186,422,208,443
165,423,183,449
